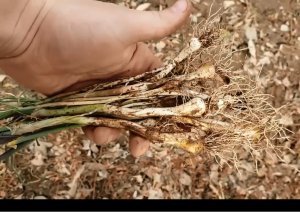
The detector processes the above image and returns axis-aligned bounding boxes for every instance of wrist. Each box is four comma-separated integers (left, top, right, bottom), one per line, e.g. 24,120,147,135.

0,0,53,58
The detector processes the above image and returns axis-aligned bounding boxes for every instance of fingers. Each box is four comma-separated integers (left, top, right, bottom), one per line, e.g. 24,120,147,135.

83,126,124,145
129,134,150,158
126,0,191,43
117,42,162,78
83,126,150,157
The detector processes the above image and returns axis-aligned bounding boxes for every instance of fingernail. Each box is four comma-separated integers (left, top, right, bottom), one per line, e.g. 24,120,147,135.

171,0,188,13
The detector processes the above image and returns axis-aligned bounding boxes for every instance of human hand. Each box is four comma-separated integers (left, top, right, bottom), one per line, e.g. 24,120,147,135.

0,0,191,157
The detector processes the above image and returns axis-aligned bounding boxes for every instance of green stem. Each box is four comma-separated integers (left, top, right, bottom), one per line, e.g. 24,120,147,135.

13,116,94,135
32,104,108,117
1,124,81,161
7,124,81,147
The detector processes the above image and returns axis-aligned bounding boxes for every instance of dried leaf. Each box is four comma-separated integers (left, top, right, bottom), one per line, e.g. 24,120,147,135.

279,114,294,126
148,188,164,199
68,165,85,198
280,24,289,32
34,196,47,199
31,152,45,166
245,26,258,42
223,1,235,9
248,39,256,58
0,75,6,83
179,172,192,186
136,3,151,11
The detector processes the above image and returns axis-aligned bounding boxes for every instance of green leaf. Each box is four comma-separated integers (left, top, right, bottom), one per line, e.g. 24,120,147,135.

0,124,81,161
0,107,34,120
0,139,33,161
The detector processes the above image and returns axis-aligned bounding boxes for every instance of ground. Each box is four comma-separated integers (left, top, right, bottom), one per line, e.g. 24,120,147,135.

0,0,299,199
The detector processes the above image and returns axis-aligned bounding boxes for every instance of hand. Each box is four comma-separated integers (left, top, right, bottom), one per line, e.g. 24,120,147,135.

0,0,191,157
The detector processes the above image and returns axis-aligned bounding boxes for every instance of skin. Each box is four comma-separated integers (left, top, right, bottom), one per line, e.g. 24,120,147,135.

0,0,191,157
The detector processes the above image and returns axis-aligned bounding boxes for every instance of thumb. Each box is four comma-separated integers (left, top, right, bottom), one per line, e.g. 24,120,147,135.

127,0,191,42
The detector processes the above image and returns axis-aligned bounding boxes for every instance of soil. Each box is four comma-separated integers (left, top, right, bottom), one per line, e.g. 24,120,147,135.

0,0,299,199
